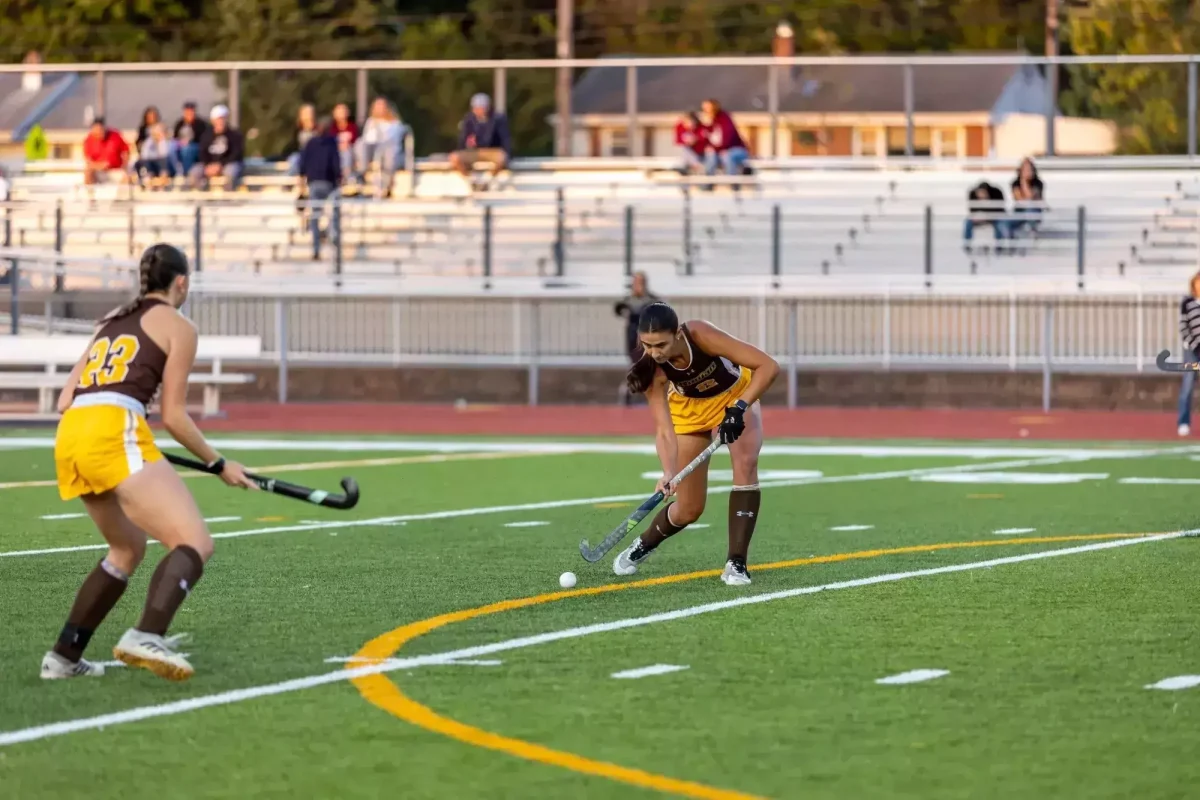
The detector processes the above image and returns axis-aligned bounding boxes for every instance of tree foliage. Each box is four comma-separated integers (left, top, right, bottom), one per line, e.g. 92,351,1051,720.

0,0,1191,156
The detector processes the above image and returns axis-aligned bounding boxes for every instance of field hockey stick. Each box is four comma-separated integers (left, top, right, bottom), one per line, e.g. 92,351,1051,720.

579,438,723,563
164,453,361,510
1156,349,1200,372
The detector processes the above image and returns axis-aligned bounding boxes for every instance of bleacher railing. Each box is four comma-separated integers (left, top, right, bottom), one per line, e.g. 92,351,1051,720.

11,53,1200,159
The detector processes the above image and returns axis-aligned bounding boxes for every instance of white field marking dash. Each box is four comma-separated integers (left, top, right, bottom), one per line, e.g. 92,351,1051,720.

1120,477,1200,485
0,451,1160,560
830,525,874,532
875,669,949,685
689,523,711,529
0,530,1190,748
912,472,1110,485
40,513,86,521
611,664,689,680
203,516,242,524
503,521,550,528
1145,675,1200,691
993,528,1036,535
323,656,502,667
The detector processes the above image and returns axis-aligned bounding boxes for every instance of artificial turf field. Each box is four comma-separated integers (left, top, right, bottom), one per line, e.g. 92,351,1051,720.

2,431,1200,799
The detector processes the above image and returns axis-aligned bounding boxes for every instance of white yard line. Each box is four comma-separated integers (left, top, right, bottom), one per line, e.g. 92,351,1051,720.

0,530,1190,748
0,450,1180,560
831,525,874,532
0,435,1187,460
1145,676,1200,690
0,452,1138,560
993,528,1036,535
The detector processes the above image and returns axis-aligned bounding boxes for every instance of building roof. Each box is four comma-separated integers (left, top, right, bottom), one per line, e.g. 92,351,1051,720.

0,71,225,137
571,54,1047,117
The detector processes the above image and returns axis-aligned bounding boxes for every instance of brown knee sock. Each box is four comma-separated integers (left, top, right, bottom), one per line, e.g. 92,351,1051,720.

54,559,129,662
637,503,688,553
137,545,205,636
727,485,762,563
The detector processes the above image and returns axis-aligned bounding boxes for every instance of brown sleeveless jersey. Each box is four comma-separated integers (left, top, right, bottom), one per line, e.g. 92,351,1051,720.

658,323,743,399
74,298,169,408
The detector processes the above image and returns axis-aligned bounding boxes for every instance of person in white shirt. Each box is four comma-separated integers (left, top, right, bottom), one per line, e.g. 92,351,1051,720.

357,97,406,198
134,124,173,188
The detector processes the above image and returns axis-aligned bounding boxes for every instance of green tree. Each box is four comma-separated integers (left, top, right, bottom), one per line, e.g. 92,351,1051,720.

0,1,193,62
1062,0,1197,154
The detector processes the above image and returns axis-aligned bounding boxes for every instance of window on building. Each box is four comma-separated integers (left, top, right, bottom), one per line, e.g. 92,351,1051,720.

886,126,931,156
610,127,630,157
857,128,882,157
935,128,959,158
795,129,819,148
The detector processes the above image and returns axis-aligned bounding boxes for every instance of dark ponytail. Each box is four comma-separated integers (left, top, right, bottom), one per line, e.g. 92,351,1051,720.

102,243,190,322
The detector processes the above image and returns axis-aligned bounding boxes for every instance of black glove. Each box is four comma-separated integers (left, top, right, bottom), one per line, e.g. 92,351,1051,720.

718,401,747,444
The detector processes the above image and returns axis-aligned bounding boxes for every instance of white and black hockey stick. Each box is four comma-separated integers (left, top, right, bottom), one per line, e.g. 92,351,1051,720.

579,439,723,563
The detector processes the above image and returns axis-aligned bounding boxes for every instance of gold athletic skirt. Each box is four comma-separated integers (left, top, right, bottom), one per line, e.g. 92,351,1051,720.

55,393,162,500
668,367,752,435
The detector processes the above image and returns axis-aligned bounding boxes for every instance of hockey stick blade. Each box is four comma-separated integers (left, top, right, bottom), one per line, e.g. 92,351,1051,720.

579,439,724,563
1156,349,1200,373
165,453,361,510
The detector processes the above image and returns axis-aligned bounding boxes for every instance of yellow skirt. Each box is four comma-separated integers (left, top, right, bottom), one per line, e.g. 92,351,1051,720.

669,367,752,435
55,403,162,501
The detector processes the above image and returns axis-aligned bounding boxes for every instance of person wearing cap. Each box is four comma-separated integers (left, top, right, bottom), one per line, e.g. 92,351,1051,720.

189,104,245,191
449,92,512,181
171,101,207,178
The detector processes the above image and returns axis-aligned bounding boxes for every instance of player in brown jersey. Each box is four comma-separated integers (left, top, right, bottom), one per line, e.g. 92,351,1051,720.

42,243,255,682
615,302,779,585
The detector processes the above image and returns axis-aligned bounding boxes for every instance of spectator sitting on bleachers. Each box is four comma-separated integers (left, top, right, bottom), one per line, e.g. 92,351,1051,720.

963,181,1012,252
357,97,406,198
286,104,317,176
135,106,162,154
1011,157,1046,235
189,104,245,191
134,123,174,189
171,101,207,179
331,103,359,180
82,118,130,186
449,93,511,186
674,112,707,175
699,99,750,177
298,116,342,261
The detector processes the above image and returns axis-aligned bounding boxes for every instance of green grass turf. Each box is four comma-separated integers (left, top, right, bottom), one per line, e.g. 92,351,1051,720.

0,435,1198,798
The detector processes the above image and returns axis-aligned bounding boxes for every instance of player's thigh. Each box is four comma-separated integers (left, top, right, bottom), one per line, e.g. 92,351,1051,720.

728,402,764,486
673,432,712,522
113,460,214,562
81,492,149,575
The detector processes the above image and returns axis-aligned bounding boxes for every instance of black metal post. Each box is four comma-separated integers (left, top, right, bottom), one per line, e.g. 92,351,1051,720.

482,205,493,287
683,188,693,276
54,199,64,293
771,204,781,279
9,259,18,335
332,200,343,284
193,205,203,272
924,204,933,288
623,205,634,277
554,188,565,277
1076,205,1086,290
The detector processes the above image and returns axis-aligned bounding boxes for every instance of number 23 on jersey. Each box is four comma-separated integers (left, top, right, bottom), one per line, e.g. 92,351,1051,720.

79,335,141,389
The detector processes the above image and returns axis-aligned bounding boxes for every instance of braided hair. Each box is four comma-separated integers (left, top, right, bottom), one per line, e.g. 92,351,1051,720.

102,243,190,322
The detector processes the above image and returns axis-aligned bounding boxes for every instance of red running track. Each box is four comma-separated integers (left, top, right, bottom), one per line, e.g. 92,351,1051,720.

200,403,1182,442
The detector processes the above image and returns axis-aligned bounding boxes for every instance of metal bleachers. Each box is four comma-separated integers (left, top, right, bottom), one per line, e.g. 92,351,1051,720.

0,161,1195,283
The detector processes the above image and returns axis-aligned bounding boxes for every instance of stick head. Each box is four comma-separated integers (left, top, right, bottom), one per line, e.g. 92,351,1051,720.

333,478,360,510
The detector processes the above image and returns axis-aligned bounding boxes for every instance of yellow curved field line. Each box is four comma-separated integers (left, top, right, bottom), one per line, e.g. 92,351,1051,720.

350,532,1157,799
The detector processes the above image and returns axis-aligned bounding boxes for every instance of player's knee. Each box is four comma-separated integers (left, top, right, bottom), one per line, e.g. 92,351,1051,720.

731,458,759,486
107,540,146,575
672,502,704,526
184,530,215,563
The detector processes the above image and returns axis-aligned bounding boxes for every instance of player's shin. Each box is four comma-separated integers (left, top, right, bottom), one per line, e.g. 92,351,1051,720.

137,545,204,636
53,558,129,662
727,485,761,563
638,503,688,554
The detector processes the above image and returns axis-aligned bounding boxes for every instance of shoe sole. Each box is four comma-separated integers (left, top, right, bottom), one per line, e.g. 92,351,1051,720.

721,575,752,586
113,647,194,682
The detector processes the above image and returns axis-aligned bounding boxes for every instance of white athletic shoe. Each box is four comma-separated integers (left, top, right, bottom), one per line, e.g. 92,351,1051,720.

1180,424,1191,437
613,540,653,576
113,628,195,682
720,559,752,586
40,651,105,680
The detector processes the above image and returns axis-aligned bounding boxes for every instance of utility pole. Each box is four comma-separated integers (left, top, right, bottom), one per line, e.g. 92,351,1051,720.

1045,0,1058,156
556,0,574,157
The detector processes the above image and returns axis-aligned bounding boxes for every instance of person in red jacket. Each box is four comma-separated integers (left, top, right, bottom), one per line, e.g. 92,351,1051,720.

699,99,750,177
331,103,359,180
674,112,707,175
82,119,130,185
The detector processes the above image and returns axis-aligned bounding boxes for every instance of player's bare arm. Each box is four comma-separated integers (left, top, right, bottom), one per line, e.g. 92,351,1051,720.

685,319,779,406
